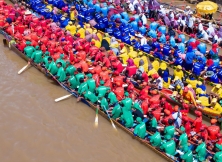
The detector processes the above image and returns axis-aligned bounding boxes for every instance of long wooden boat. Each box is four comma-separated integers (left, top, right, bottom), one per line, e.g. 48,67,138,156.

1,31,176,162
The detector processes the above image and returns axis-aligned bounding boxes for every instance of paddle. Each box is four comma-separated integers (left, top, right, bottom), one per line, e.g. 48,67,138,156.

103,106,116,130
18,63,30,74
94,105,99,127
55,94,72,102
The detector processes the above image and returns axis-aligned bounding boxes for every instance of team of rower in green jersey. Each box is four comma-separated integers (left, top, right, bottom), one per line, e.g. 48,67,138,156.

23,42,222,162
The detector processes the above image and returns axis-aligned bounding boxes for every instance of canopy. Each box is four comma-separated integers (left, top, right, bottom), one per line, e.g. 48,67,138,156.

196,1,218,14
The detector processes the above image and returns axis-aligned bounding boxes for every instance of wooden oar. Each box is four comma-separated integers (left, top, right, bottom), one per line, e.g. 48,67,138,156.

54,94,72,102
103,106,116,130
18,63,30,74
94,106,99,127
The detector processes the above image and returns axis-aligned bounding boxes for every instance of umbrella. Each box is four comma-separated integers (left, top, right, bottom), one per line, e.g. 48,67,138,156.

196,1,218,14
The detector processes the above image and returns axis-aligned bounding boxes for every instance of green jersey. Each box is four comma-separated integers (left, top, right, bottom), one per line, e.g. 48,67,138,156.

56,58,66,68
99,97,109,111
216,144,222,151
57,67,66,82
43,56,50,69
213,151,222,162
121,110,133,128
121,97,132,111
150,132,161,147
31,50,43,64
78,82,88,96
75,73,85,86
83,90,98,103
160,140,176,155
133,102,144,114
96,86,110,98
86,78,96,92
179,133,188,148
134,122,146,139
24,46,35,58
108,92,118,105
68,76,77,89
66,65,76,75
150,117,157,128
195,142,206,162
164,125,175,138
181,150,193,162
112,104,122,119
48,61,58,75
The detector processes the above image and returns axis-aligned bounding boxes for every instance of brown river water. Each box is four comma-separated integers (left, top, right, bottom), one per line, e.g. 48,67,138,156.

0,35,167,162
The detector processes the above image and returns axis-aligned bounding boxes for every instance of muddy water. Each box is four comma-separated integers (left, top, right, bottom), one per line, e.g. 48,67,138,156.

0,35,167,162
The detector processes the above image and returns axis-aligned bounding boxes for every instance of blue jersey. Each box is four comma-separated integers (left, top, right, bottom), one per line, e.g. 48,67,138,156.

141,44,152,53
152,42,160,50
163,45,171,56
95,13,101,21
93,4,101,13
187,38,196,45
178,43,185,53
217,69,222,80
150,22,159,30
174,58,183,66
101,7,108,16
102,17,109,27
174,49,182,57
170,37,176,47
154,51,163,60
133,41,141,50
113,29,122,39
207,65,217,73
129,27,135,36
121,12,129,21
121,35,131,45
130,21,138,31
193,62,204,76
210,74,219,83
148,30,157,39
159,35,166,44
133,14,140,22
158,26,166,34
197,43,207,54
178,34,186,43
105,28,114,36
139,26,146,35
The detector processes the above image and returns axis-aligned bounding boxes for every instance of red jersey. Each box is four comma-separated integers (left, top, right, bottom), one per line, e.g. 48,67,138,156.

113,87,124,101
113,76,124,87
141,99,149,115
100,71,109,82
164,102,173,114
126,65,137,77
139,86,150,100
162,115,173,126
102,57,111,68
142,72,149,82
184,121,191,136
193,117,202,133
207,125,220,140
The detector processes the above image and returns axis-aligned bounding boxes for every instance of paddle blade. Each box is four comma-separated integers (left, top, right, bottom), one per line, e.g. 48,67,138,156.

55,94,72,102
111,120,117,130
18,64,29,74
94,114,98,127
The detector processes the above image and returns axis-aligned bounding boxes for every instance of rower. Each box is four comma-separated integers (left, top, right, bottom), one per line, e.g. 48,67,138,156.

192,110,202,133
24,41,35,59
148,128,161,147
160,135,176,157
75,68,85,87
55,62,66,82
163,119,175,139
110,103,122,120
78,77,88,96
42,51,50,69
85,73,96,93
107,89,118,107
47,57,58,76
119,92,132,111
55,54,66,68
180,145,193,162
119,109,134,128
207,119,220,141
210,98,222,114
133,117,146,139
67,73,77,91
147,114,157,132
194,137,207,162
30,46,43,65
95,80,110,98
65,61,76,76
178,126,188,149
